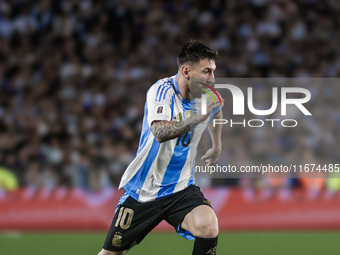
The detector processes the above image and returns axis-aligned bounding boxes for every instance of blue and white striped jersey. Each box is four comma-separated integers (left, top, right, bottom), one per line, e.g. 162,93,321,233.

119,74,218,202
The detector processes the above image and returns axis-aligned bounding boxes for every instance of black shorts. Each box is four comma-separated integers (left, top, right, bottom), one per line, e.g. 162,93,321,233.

102,185,212,252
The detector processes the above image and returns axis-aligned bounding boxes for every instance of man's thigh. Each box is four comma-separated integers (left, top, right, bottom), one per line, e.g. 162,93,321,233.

181,205,218,237
164,185,214,239
102,196,165,252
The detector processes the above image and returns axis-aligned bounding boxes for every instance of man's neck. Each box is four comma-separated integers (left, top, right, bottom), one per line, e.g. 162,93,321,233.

176,74,190,100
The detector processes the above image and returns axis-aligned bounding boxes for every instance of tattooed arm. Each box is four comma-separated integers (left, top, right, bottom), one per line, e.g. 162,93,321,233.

150,115,201,143
150,94,224,143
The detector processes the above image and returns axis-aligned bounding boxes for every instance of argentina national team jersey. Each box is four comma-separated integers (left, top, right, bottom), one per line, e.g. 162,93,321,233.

119,74,218,202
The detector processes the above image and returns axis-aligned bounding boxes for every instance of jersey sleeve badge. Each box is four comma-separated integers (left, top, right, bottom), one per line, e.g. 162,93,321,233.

155,105,165,116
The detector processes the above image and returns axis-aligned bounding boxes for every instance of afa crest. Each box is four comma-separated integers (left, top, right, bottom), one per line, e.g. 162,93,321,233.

112,232,123,247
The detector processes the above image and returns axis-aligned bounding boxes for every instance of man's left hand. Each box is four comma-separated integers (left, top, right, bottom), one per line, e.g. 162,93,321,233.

201,147,221,166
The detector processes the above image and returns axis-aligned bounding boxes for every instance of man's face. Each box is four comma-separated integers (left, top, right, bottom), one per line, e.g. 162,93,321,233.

188,58,216,98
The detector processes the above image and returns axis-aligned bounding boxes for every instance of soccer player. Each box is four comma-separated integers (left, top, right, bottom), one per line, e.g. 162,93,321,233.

98,40,223,255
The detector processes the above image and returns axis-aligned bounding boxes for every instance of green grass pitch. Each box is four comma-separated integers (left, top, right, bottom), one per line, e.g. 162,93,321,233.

1,232,340,255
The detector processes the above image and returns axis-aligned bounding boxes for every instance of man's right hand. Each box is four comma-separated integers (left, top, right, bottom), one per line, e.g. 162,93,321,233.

196,95,224,123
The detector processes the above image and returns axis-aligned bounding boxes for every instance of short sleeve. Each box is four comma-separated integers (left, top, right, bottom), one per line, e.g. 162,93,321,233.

146,81,174,126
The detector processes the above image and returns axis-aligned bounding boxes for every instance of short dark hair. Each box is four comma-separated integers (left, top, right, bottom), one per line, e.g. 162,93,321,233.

177,40,218,67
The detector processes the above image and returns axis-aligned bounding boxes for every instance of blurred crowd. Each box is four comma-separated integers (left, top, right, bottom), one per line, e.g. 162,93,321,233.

0,0,340,198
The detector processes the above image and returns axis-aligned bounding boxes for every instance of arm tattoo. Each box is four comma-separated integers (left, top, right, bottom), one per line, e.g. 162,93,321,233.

150,116,201,143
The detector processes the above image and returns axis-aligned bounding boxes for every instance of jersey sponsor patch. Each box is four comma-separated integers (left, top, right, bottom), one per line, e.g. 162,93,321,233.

155,105,166,116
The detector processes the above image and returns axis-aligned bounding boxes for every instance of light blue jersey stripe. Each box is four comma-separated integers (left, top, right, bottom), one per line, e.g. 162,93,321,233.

136,100,150,156
156,137,191,198
170,93,175,119
124,138,161,201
